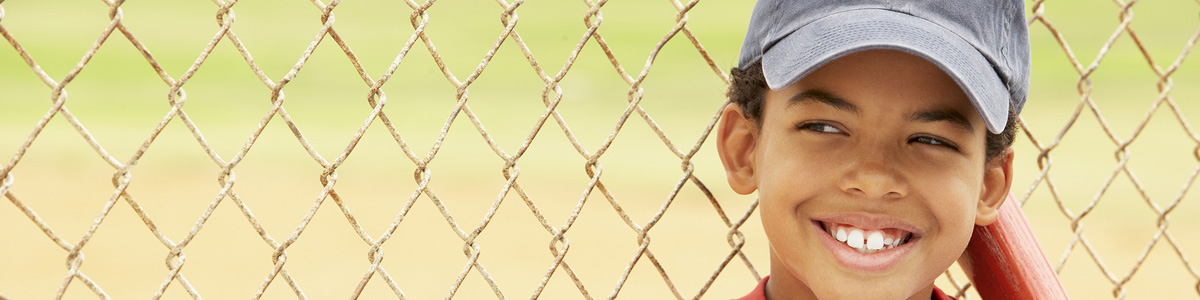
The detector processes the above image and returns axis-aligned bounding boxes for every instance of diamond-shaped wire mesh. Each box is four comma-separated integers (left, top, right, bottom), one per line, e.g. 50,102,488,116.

0,0,1196,299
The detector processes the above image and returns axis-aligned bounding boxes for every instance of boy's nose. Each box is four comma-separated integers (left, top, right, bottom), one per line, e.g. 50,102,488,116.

837,151,909,200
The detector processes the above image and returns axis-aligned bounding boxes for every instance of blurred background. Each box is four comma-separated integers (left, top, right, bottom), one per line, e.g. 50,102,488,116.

0,0,1197,299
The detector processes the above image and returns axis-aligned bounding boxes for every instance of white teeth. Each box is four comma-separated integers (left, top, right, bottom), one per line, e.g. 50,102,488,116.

827,223,912,253
846,229,864,249
866,231,884,250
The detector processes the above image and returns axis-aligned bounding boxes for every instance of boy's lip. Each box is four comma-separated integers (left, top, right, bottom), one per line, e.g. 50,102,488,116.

809,213,925,272
810,213,925,237
812,220,917,272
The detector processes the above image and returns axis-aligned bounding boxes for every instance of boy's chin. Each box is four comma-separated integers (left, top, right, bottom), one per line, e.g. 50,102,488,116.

812,287,921,300
806,275,933,300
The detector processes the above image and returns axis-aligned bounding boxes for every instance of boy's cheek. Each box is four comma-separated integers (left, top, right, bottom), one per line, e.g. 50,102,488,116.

923,185,982,263
759,140,845,175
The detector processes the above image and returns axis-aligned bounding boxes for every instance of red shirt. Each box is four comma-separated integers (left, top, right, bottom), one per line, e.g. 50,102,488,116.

734,276,954,300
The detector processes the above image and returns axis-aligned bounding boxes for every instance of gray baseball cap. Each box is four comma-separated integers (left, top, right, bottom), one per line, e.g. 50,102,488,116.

738,0,1030,133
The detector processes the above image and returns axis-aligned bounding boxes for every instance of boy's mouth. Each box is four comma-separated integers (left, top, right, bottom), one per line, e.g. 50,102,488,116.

817,221,914,254
810,214,922,271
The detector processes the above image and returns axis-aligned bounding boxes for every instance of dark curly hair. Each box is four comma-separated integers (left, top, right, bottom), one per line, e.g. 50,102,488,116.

728,59,1017,164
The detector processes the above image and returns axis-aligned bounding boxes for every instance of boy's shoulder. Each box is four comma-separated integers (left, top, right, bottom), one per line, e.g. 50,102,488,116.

732,276,768,300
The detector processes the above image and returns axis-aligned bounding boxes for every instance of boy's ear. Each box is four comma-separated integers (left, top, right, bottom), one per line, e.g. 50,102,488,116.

716,104,759,195
976,147,1015,226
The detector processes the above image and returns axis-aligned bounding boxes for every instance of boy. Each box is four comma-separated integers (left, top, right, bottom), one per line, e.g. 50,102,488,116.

716,0,1029,299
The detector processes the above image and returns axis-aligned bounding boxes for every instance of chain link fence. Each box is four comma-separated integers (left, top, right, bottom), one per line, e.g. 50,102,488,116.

0,0,1196,299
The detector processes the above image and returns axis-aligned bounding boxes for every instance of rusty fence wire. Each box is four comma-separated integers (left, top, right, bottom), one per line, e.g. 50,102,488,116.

0,0,1197,299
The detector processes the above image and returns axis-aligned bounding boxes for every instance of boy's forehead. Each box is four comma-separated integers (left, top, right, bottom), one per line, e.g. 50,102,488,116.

772,51,984,133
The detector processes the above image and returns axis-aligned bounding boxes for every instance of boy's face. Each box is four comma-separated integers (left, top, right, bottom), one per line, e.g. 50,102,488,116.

718,50,1012,299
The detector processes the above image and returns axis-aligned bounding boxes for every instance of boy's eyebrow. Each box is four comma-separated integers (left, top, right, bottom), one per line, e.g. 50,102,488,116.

788,90,858,113
911,109,975,132
789,89,975,131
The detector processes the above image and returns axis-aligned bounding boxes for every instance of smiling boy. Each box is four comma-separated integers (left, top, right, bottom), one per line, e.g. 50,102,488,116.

717,0,1029,299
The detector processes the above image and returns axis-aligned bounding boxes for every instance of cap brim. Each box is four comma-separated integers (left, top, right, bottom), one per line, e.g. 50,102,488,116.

762,9,1009,133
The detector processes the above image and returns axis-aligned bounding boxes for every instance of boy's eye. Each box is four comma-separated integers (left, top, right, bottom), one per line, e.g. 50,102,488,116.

910,135,959,151
796,122,844,134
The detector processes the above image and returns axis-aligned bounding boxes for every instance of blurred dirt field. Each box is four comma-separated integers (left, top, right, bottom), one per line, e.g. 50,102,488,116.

1,0,1199,299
